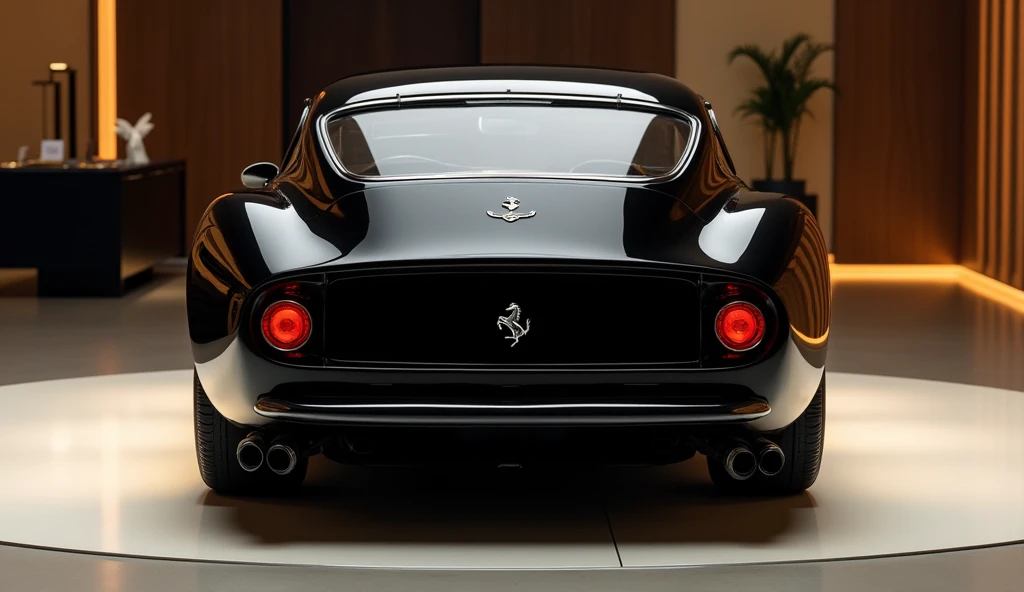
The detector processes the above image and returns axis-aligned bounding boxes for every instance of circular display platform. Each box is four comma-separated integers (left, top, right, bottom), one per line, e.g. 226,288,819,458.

0,370,1022,568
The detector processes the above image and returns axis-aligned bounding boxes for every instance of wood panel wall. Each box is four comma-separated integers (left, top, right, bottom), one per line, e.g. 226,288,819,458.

961,0,1024,288
116,0,283,249
480,0,675,76
284,0,480,133
0,0,92,162
833,0,966,263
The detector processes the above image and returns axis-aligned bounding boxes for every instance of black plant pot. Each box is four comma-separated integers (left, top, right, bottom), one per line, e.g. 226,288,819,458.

751,179,817,218
752,179,806,197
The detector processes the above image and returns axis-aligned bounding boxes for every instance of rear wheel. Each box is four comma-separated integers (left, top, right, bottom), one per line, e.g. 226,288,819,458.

194,369,306,495
708,375,825,495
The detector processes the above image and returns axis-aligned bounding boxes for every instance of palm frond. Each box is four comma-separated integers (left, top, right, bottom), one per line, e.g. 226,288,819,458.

792,42,835,81
734,87,781,124
728,33,838,179
778,33,811,70
727,45,775,83
793,78,838,108
735,99,770,123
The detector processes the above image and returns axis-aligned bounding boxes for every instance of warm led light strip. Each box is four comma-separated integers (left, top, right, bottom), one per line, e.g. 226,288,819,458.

831,264,1024,315
97,0,117,160
956,266,1024,315
829,264,962,282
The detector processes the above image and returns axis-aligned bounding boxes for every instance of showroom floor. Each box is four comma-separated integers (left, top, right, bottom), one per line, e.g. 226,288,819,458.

0,266,1023,591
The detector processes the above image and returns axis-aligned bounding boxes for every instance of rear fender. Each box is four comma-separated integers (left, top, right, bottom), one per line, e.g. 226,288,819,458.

187,192,352,356
695,191,830,366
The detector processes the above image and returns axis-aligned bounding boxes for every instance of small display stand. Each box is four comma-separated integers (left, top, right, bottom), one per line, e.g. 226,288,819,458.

0,160,186,297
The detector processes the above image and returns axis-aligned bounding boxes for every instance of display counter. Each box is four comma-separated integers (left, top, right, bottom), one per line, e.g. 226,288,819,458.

0,160,185,297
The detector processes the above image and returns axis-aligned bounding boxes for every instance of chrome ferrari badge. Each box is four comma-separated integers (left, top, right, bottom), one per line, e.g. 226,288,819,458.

496,302,530,347
487,196,536,223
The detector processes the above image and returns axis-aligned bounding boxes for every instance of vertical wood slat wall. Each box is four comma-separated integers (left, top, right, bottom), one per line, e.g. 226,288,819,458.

283,0,677,126
832,0,967,264
480,0,675,76
963,0,1024,289
116,0,283,250
283,0,480,134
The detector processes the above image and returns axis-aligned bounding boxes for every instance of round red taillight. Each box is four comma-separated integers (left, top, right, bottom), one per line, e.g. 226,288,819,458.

261,301,312,351
715,301,765,352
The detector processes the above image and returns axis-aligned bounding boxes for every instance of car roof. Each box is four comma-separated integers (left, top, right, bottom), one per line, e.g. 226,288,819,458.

313,65,706,117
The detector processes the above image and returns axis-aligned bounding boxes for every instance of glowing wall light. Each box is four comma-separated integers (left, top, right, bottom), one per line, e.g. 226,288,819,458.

97,0,117,160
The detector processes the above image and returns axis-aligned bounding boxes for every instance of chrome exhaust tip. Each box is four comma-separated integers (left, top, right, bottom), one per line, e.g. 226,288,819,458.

756,438,785,477
236,433,265,473
723,445,757,481
266,440,298,476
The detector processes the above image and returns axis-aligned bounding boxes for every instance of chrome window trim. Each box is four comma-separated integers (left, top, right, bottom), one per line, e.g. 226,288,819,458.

282,98,311,165
314,93,703,184
707,104,723,132
704,100,736,174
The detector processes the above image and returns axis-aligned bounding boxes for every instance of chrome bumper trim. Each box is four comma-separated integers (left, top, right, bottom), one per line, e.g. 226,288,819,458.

253,397,771,426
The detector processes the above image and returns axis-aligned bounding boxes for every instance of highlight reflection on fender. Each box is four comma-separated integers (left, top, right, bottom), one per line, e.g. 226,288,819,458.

698,207,766,264
244,202,342,272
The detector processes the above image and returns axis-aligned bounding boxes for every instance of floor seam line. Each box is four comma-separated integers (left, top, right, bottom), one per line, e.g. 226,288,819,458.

603,503,623,568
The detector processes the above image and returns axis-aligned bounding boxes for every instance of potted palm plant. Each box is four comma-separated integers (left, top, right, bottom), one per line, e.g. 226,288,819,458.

728,34,837,208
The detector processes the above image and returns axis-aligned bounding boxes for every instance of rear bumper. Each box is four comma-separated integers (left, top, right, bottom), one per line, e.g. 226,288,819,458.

193,324,823,431
253,385,770,426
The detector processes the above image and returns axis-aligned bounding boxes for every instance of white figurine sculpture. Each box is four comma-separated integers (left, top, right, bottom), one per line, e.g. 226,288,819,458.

115,112,154,165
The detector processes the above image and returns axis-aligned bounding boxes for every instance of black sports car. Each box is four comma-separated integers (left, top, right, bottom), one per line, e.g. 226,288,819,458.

188,66,830,496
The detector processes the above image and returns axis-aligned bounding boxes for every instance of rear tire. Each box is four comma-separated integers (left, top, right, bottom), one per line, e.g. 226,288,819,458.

194,369,306,495
708,374,825,495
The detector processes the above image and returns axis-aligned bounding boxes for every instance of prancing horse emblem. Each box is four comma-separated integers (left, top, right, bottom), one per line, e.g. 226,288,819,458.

487,196,536,223
496,302,530,347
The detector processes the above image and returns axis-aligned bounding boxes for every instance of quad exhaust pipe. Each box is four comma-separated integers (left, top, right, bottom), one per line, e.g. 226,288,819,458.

755,438,785,477
237,430,305,473
266,438,299,475
723,444,758,481
236,433,265,473
236,433,301,475
718,438,786,480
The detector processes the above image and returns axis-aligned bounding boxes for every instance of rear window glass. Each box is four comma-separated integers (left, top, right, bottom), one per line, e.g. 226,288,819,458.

322,105,694,180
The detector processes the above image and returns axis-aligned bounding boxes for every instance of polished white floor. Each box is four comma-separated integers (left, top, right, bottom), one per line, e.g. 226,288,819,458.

0,370,1022,569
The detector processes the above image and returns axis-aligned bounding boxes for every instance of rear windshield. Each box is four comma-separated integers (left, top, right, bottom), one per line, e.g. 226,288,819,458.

322,105,694,180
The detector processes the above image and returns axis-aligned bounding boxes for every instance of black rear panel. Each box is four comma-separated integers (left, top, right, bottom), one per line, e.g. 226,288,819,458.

324,265,700,368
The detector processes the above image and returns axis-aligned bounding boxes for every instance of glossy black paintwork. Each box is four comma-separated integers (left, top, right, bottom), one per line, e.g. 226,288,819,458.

324,267,702,367
187,67,830,432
